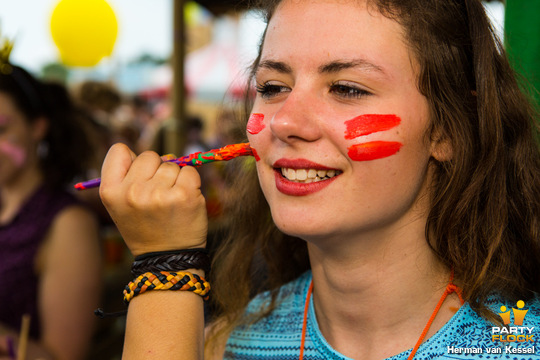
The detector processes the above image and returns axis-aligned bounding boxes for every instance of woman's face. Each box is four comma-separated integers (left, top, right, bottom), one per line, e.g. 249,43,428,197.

0,92,41,185
247,0,440,242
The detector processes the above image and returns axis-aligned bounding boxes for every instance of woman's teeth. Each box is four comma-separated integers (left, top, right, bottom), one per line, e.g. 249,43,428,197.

280,168,340,183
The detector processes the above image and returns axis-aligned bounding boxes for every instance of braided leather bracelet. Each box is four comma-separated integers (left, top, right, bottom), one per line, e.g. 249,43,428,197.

131,248,211,277
124,271,210,304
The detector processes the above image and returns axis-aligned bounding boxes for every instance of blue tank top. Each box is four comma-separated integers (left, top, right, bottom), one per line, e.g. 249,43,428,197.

225,271,540,359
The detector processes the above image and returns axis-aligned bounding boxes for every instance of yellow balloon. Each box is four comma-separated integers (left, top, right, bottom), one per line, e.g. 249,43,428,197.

50,0,118,67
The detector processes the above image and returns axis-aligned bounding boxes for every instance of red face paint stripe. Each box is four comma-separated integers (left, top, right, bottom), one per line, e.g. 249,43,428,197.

344,114,401,140
247,113,265,135
251,147,260,161
348,141,402,161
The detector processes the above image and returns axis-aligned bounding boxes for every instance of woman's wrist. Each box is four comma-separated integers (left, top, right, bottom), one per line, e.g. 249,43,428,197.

131,248,210,277
124,270,210,304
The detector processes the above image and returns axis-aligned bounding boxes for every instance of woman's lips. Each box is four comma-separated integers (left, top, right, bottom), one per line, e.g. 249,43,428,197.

272,158,340,196
274,170,339,196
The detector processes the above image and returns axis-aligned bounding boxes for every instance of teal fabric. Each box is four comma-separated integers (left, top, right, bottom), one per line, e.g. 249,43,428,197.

225,271,540,359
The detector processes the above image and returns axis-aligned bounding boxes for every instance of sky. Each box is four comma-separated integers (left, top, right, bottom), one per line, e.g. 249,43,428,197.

0,0,173,72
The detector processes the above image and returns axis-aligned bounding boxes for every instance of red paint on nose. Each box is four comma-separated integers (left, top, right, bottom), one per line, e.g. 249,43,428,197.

348,141,402,161
344,114,401,139
247,113,265,135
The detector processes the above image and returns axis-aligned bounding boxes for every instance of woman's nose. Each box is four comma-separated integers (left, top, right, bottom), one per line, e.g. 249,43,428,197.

269,89,323,144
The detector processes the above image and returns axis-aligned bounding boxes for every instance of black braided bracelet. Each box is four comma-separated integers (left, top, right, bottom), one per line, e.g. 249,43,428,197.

131,248,211,277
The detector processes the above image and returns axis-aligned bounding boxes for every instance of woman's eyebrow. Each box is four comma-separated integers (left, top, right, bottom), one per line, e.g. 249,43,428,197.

256,58,387,77
318,59,387,76
257,60,293,74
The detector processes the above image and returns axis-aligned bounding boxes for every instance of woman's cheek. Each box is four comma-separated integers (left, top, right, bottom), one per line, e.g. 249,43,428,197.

0,140,27,167
247,113,265,162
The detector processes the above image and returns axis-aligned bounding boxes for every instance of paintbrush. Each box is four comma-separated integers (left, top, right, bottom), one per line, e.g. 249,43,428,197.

74,142,253,190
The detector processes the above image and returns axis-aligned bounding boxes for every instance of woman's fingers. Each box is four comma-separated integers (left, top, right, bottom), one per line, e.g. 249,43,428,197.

99,144,208,256
175,165,202,190
100,143,137,187
153,161,182,188
124,150,163,184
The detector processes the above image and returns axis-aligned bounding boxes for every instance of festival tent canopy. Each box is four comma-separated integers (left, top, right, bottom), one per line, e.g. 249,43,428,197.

138,13,263,102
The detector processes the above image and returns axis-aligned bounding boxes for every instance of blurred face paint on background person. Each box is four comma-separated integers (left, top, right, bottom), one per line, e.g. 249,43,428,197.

0,139,27,167
0,93,37,185
247,0,437,243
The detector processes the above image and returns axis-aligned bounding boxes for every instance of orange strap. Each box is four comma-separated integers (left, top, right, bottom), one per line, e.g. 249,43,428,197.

299,281,313,360
407,271,464,360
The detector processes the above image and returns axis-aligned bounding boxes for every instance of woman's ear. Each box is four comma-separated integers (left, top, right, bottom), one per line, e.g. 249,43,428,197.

430,128,453,162
31,116,49,142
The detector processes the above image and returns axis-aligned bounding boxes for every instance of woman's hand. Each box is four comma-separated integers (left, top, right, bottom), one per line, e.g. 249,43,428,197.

100,143,208,256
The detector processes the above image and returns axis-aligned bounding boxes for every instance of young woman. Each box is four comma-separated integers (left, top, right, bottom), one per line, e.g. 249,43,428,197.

99,0,540,359
0,64,102,360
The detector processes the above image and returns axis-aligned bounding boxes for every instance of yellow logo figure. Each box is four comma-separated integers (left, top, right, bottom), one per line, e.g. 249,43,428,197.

498,300,528,326
513,300,528,326
498,305,511,325
50,0,118,67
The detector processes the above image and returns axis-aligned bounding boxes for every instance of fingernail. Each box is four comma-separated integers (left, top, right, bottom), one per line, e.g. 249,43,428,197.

161,154,176,161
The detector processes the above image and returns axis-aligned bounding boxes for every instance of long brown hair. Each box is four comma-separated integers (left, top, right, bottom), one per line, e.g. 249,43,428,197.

207,0,540,348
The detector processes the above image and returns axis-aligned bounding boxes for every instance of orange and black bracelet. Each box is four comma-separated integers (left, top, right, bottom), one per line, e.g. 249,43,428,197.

123,271,211,304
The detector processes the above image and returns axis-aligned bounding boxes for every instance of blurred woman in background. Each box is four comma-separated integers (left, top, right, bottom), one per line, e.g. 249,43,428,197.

0,60,101,360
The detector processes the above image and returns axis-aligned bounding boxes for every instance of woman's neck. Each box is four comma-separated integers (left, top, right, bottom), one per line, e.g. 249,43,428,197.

306,227,462,360
0,167,44,224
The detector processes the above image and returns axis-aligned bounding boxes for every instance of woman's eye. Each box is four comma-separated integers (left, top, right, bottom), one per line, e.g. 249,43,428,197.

330,83,372,99
256,83,290,99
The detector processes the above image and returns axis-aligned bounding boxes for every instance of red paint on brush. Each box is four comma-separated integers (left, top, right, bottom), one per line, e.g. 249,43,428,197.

348,141,402,161
344,114,401,139
251,147,260,161
247,113,265,134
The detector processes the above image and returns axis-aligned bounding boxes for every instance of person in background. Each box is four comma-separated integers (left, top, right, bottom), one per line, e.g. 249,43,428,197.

0,59,102,360
183,116,210,156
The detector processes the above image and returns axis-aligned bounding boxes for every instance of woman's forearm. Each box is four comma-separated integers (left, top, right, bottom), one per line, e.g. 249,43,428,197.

122,290,205,360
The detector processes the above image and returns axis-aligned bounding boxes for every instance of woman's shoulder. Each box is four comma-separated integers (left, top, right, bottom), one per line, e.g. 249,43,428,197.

408,293,540,360
231,271,312,336
246,271,311,315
